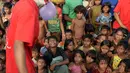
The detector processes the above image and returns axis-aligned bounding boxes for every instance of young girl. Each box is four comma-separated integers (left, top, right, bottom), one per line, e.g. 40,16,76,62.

91,55,112,73
85,50,97,73
71,5,86,46
69,50,87,73
112,40,128,70
64,39,74,62
32,47,39,67
89,0,101,27
37,57,48,73
113,59,130,73
99,40,112,56
2,2,12,24
96,2,112,31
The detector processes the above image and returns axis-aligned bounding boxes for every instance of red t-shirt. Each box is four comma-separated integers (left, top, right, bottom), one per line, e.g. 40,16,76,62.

6,0,39,73
113,0,130,31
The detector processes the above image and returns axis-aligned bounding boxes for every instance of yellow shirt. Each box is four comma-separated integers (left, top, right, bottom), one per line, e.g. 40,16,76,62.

79,46,95,51
112,55,122,70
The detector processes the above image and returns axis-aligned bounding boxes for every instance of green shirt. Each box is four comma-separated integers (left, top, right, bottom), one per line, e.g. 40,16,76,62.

63,0,83,27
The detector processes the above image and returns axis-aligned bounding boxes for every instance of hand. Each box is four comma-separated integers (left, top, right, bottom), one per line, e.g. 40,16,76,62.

46,31,51,37
81,64,87,73
62,33,66,41
120,24,127,29
50,64,57,71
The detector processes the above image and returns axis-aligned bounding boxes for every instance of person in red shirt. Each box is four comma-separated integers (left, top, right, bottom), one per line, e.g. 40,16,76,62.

6,0,48,73
113,0,130,31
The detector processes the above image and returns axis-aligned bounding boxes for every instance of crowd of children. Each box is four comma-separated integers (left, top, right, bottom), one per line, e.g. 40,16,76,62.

0,0,130,73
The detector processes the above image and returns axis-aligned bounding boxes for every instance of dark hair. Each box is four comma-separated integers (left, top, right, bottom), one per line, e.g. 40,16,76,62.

3,2,12,9
85,24,95,34
117,40,128,50
86,50,97,62
101,25,110,31
73,50,85,62
97,54,110,65
48,36,58,42
101,2,111,13
115,27,128,38
64,39,74,51
65,29,72,34
119,59,130,72
74,5,86,15
101,40,112,48
83,34,93,42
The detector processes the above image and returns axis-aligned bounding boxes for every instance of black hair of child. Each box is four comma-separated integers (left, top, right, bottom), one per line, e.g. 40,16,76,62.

65,29,73,34
101,25,110,31
100,40,112,48
85,24,95,34
48,36,58,42
117,40,128,50
101,2,111,13
97,54,110,65
64,39,74,51
83,34,93,42
73,49,86,62
114,27,128,38
74,5,86,15
86,50,97,62
119,59,130,72
3,2,12,9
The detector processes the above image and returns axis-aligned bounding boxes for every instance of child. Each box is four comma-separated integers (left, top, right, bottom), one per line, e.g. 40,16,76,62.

40,37,49,56
64,39,74,62
2,2,12,23
79,34,95,54
69,50,87,73
100,25,111,36
32,47,39,67
85,50,97,73
112,40,128,70
96,2,112,31
99,40,112,56
113,59,130,73
37,56,48,73
71,5,86,46
47,2,65,41
94,34,107,52
89,0,101,27
91,55,112,73
58,29,73,49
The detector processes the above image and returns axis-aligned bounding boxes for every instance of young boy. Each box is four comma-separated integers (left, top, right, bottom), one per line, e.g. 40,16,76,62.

79,34,95,54
100,25,111,36
71,5,86,46
43,36,69,73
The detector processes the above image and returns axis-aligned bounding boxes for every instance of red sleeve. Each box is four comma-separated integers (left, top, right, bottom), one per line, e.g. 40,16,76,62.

57,7,62,18
114,0,122,13
15,8,37,46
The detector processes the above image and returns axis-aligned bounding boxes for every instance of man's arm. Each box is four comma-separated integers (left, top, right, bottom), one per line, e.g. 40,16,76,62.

64,14,73,22
14,40,28,73
114,12,126,28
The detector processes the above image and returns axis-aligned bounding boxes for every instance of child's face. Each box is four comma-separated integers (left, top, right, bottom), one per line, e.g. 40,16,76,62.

101,29,108,35
44,39,49,48
99,60,108,69
38,59,46,69
86,55,94,63
115,31,123,41
98,36,106,43
94,0,101,5
76,12,83,20
4,7,10,14
65,32,72,40
116,45,125,55
48,38,57,48
83,38,91,47
74,53,83,64
118,62,126,73
67,42,74,51
103,6,109,13
101,45,109,54
32,51,38,59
